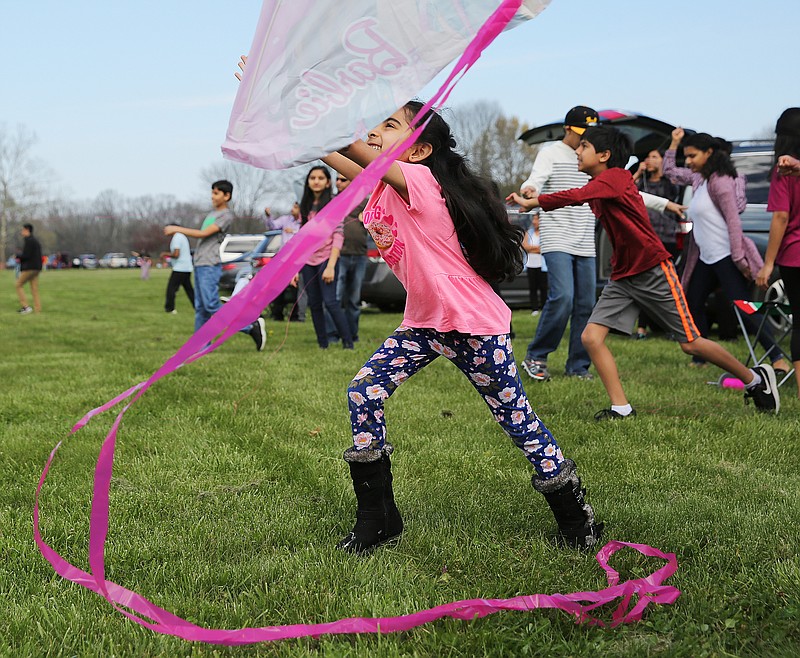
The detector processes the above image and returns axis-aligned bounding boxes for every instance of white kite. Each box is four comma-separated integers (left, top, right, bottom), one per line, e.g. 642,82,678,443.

223,0,550,169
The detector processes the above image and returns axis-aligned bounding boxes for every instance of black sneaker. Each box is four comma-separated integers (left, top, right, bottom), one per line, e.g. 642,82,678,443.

594,408,637,421
250,317,266,352
744,364,780,414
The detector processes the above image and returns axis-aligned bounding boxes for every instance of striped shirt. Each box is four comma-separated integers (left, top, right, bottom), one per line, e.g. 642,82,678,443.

520,140,596,257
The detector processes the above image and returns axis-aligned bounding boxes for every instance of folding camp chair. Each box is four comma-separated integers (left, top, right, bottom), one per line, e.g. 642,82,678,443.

732,298,795,388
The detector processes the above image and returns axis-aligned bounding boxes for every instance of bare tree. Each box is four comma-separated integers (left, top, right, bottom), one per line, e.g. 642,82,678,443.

444,101,502,161
751,123,775,140
487,115,539,198
41,192,207,259
0,124,54,265
446,102,538,196
126,194,204,255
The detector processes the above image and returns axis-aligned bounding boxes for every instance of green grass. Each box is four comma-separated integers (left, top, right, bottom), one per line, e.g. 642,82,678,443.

2,268,799,657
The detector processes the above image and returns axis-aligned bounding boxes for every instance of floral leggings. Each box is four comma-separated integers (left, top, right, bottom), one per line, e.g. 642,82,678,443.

347,326,566,480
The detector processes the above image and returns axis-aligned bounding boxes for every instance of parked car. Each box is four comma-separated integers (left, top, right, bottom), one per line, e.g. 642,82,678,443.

46,253,71,269
517,109,687,162
73,253,98,269
219,231,282,292
99,252,129,268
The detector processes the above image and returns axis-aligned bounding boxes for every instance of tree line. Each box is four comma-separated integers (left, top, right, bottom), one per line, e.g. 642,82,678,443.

1,102,537,264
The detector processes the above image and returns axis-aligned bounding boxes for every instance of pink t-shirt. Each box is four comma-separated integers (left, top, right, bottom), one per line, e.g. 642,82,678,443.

767,170,800,267
363,161,510,335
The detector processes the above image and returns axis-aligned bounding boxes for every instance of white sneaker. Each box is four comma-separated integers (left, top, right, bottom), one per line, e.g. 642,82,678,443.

250,317,267,352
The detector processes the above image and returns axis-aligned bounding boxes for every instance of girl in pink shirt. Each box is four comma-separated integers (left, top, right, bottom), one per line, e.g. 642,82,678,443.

323,101,603,555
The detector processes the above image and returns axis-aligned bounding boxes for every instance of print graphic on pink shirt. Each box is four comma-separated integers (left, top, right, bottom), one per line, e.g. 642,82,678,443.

364,203,405,266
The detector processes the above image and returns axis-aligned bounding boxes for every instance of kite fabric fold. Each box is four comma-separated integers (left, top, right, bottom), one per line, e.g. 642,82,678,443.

222,0,551,169
35,0,678,646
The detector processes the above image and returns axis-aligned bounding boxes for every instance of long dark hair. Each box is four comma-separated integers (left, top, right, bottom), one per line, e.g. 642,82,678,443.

772,108,800,176
403,101,523,283
682,132,738,179
299,165,332,224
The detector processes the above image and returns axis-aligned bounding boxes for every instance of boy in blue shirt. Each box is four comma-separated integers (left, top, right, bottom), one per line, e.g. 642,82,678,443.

163,225,194,313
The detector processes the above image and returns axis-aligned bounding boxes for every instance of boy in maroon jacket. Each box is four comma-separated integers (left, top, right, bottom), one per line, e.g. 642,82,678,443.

507,126,780,418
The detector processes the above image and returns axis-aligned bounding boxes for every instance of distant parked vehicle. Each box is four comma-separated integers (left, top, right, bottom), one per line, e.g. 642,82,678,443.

99,252,129,268
73,253,98,269
219,231,282,292
46,253,71,269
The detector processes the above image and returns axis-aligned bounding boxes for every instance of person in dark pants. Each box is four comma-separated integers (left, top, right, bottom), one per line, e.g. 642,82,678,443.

15,223,42,314
295,166,353,349
664,128,790,373
523,212,548,315
327,175,369,342
163,226,194,313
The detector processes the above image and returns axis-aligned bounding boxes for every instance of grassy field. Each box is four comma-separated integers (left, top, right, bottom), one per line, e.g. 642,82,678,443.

2,268,799,657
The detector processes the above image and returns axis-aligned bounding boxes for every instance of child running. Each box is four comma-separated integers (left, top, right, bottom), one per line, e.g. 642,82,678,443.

507,126,780,419
322,101,603,554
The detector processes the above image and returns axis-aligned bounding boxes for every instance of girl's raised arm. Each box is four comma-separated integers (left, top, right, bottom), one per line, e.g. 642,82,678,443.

334,140,411,203
321,151,363,183
322,145,409,204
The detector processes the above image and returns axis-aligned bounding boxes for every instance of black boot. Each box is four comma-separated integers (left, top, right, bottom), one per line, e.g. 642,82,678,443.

337,444,404,554
531,459,603,549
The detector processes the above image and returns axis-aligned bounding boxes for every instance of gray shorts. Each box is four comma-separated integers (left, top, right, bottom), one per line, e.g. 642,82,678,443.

588,260,701,343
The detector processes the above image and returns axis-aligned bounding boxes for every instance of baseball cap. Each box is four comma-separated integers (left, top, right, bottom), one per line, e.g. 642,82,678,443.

564,106,599,135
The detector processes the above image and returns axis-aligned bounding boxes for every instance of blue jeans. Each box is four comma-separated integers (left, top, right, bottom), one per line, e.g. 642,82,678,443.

526,251,595,375
336,254,368,340
302,261,352,348
194,264,253,334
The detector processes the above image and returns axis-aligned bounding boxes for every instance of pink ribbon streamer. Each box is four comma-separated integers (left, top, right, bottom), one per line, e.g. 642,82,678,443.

34,0,680,645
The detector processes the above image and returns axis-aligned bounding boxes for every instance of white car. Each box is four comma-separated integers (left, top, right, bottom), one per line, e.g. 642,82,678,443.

218,234,267,262
99,252,129,268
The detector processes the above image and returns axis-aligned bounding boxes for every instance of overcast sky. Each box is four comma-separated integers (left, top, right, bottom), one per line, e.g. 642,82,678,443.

2,1,797,205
